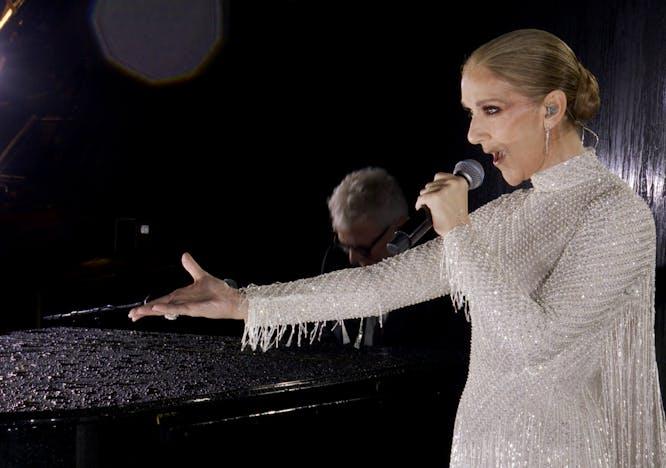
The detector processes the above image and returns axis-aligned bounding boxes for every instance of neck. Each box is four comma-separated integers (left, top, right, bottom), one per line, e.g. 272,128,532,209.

538,124,585,173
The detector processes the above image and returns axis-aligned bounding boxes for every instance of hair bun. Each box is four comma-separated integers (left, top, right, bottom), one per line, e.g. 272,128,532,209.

573,64,600,121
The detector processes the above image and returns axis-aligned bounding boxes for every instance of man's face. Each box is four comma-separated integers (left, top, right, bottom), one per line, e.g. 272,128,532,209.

335,219,394,267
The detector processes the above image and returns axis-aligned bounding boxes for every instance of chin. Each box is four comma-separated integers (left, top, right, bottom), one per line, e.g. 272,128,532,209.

499,169,524,187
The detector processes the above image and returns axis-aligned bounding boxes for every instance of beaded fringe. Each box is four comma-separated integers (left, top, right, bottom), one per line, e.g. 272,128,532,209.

600,273,666,466
442,233,470,322
242,320,322,352
450,273,666,467
242,313,385,352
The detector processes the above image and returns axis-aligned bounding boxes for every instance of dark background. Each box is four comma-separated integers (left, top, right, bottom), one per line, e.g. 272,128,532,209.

0,0,663,383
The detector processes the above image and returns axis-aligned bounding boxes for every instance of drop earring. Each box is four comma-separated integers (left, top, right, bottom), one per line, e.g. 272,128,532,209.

544,105,557,154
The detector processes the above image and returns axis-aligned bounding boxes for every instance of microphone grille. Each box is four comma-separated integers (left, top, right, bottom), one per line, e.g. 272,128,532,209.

453,159,485,190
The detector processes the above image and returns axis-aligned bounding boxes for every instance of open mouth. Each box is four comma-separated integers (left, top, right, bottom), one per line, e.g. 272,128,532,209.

492,151,506,165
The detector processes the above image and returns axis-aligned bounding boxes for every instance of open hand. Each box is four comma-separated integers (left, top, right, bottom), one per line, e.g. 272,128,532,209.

128,253,247,322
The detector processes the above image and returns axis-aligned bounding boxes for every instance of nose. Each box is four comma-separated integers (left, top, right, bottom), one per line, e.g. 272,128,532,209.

467,115,486,145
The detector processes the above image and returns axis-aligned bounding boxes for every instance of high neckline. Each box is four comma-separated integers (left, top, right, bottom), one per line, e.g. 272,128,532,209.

530,148,600,192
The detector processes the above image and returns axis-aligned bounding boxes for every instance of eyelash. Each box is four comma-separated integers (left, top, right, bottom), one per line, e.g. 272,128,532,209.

465,106,501,118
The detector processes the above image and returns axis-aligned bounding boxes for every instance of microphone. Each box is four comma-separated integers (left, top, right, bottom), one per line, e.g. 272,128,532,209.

386,159,484,255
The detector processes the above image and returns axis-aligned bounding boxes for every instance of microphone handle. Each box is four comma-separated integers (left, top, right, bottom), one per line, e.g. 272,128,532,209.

386,207,432,255
408,206,432,245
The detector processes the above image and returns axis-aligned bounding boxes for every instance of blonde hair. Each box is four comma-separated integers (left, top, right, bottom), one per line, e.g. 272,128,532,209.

463,29,600,123
327,167,408,232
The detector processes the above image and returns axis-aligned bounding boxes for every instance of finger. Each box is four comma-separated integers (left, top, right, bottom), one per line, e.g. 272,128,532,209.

128,283,204,321
422,182,443,192
433,172,456,181
182,252,208,282
415,193,429,212
127,290,174,317
128,287,185,320
129,303,169,321
420,181,449,195
152,302,204,318
149,285,209,307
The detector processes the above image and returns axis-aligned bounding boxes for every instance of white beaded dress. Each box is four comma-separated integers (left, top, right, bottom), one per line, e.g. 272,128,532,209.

241,149,666,467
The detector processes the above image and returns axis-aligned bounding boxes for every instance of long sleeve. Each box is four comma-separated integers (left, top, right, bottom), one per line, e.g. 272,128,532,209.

444,185,666,466
241,236,450,351
443,186,653,363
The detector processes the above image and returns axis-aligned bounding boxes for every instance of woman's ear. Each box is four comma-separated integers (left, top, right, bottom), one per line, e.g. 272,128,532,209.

543,89,567,127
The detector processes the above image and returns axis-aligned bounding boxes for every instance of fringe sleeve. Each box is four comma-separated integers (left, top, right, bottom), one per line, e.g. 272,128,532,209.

443,188,666,466
240,236,449,352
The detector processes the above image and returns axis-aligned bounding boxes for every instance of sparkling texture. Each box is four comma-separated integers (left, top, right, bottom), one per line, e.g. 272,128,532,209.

241,149,666,466
0,327,439,414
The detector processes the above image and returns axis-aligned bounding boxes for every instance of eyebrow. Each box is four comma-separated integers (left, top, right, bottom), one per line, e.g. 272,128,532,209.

460,98,508,110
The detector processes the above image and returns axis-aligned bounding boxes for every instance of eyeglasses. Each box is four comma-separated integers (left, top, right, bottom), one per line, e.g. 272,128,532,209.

333,224,392,258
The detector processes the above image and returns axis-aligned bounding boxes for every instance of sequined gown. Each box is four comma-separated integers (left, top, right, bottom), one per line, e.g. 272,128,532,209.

241,149,666,467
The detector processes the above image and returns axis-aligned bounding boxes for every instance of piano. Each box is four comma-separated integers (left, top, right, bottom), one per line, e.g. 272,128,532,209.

0,326,466,467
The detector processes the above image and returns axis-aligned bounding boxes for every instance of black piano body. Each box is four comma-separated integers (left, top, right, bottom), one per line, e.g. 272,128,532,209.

0,327,466,467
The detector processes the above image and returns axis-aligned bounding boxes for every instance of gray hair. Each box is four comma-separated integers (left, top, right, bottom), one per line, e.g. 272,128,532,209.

327,167,408,232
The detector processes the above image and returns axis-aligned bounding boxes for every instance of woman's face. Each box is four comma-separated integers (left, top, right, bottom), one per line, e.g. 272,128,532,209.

461,65,546,186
